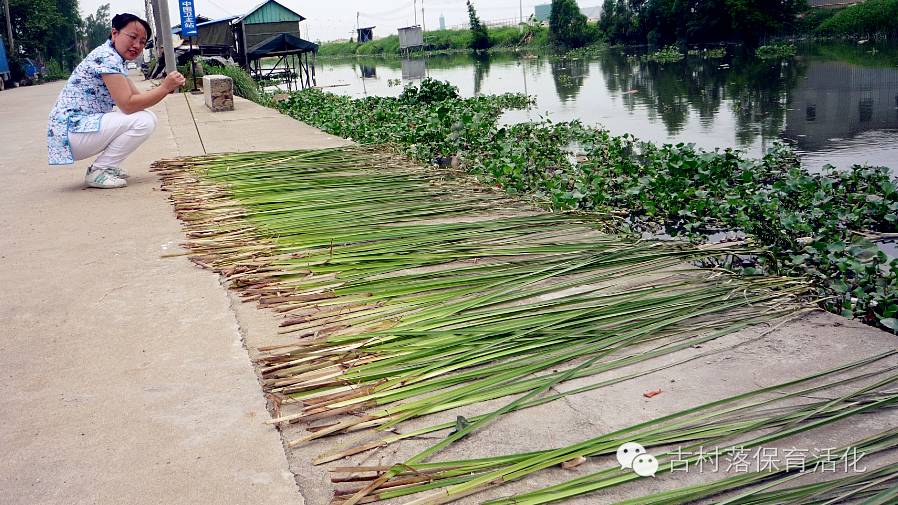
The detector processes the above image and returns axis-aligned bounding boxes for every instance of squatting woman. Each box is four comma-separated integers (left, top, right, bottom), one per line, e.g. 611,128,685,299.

48,13,185,188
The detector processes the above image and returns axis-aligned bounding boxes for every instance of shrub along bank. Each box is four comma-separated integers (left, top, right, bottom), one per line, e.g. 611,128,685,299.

273,79,898,332
816,0,898,38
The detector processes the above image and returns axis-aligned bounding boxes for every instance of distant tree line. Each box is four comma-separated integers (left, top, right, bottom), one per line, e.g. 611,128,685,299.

599,0,806,46
318,0,898,57
465,0,809,50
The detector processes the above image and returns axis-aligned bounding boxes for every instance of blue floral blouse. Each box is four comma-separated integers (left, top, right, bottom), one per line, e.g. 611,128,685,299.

47,40,127,165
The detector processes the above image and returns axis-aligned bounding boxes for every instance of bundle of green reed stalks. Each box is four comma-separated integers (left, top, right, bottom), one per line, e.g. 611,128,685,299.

328,352,898,505
152,147,823,503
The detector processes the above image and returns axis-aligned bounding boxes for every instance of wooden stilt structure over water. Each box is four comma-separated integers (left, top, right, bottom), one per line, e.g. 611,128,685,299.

246,33,317,90
231,0,316,90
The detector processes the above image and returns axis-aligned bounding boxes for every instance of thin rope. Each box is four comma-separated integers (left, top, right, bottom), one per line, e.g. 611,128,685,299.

183,92,207,155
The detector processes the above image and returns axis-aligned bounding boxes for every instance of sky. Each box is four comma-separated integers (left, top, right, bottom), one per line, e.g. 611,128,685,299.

77,0,560,43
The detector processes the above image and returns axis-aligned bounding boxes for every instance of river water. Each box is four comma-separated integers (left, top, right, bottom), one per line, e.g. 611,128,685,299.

303,41,898,172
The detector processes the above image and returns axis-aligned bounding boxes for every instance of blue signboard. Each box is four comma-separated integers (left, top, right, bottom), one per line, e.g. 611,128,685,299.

179,0,198,37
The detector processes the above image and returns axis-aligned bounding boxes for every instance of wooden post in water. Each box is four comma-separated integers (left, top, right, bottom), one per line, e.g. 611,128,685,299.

305,53,311,88
292,54,298,91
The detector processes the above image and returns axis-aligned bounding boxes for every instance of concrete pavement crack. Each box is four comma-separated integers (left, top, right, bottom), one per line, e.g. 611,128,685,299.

549,385,604,430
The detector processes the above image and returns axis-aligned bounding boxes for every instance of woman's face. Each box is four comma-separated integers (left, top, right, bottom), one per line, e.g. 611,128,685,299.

111,21,147,61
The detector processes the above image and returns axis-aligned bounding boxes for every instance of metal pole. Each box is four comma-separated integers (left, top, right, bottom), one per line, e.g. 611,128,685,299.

3,0,14,54
190,36,197,91
421,0,425,33
145,0,156,58
155,0,177,75
413,0,417,25
241,22,249,71
144,0,151,56
149,0,164,60
519,0,523,24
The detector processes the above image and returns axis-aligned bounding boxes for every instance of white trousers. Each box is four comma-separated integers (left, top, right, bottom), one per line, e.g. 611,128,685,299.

69,110,157,171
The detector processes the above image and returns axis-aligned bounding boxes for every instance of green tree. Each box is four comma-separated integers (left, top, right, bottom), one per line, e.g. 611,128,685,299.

466,1,490,50
83,3,111,50
597,0,809,46
725,0,804,43
685,0,731,43
633,0,805,45
598,0,636,44
598,0,616,36
550,0,593,48
0,0,82,69
638,0,684,45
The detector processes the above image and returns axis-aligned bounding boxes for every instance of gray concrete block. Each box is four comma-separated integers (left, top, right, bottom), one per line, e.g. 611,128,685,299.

202,74,234,112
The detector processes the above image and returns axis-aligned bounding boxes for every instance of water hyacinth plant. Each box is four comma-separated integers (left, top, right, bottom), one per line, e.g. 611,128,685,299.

755,43,797,60
644,45,685,63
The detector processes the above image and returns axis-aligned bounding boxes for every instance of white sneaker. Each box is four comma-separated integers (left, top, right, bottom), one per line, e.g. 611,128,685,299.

85,167,127,189
107,167,130,179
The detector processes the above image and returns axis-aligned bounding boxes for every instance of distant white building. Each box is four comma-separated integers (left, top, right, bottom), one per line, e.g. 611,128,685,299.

439,13,446,30
580,6,602,20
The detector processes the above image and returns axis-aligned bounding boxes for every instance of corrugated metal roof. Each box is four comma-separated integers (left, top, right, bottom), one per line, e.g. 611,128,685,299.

239,0,305,25
198,16,238,27
172,16,238,34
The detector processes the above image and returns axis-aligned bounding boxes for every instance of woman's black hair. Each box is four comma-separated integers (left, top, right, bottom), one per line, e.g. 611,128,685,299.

109,13,152,40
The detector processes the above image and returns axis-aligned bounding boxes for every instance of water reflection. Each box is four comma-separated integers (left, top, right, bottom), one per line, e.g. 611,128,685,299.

473,52,491,95
728,56,803,148
309,41,898,170
783,61,898,150
360,64,376,79
401,58,426,80
551,57,589,102
592,49,803,141
595,52,696,134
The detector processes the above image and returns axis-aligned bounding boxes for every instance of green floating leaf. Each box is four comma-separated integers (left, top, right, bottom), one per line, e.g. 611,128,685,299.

879,317,898,331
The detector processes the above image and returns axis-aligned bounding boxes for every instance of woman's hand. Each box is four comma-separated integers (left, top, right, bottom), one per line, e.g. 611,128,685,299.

163,71,187,92
103,71,187,114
